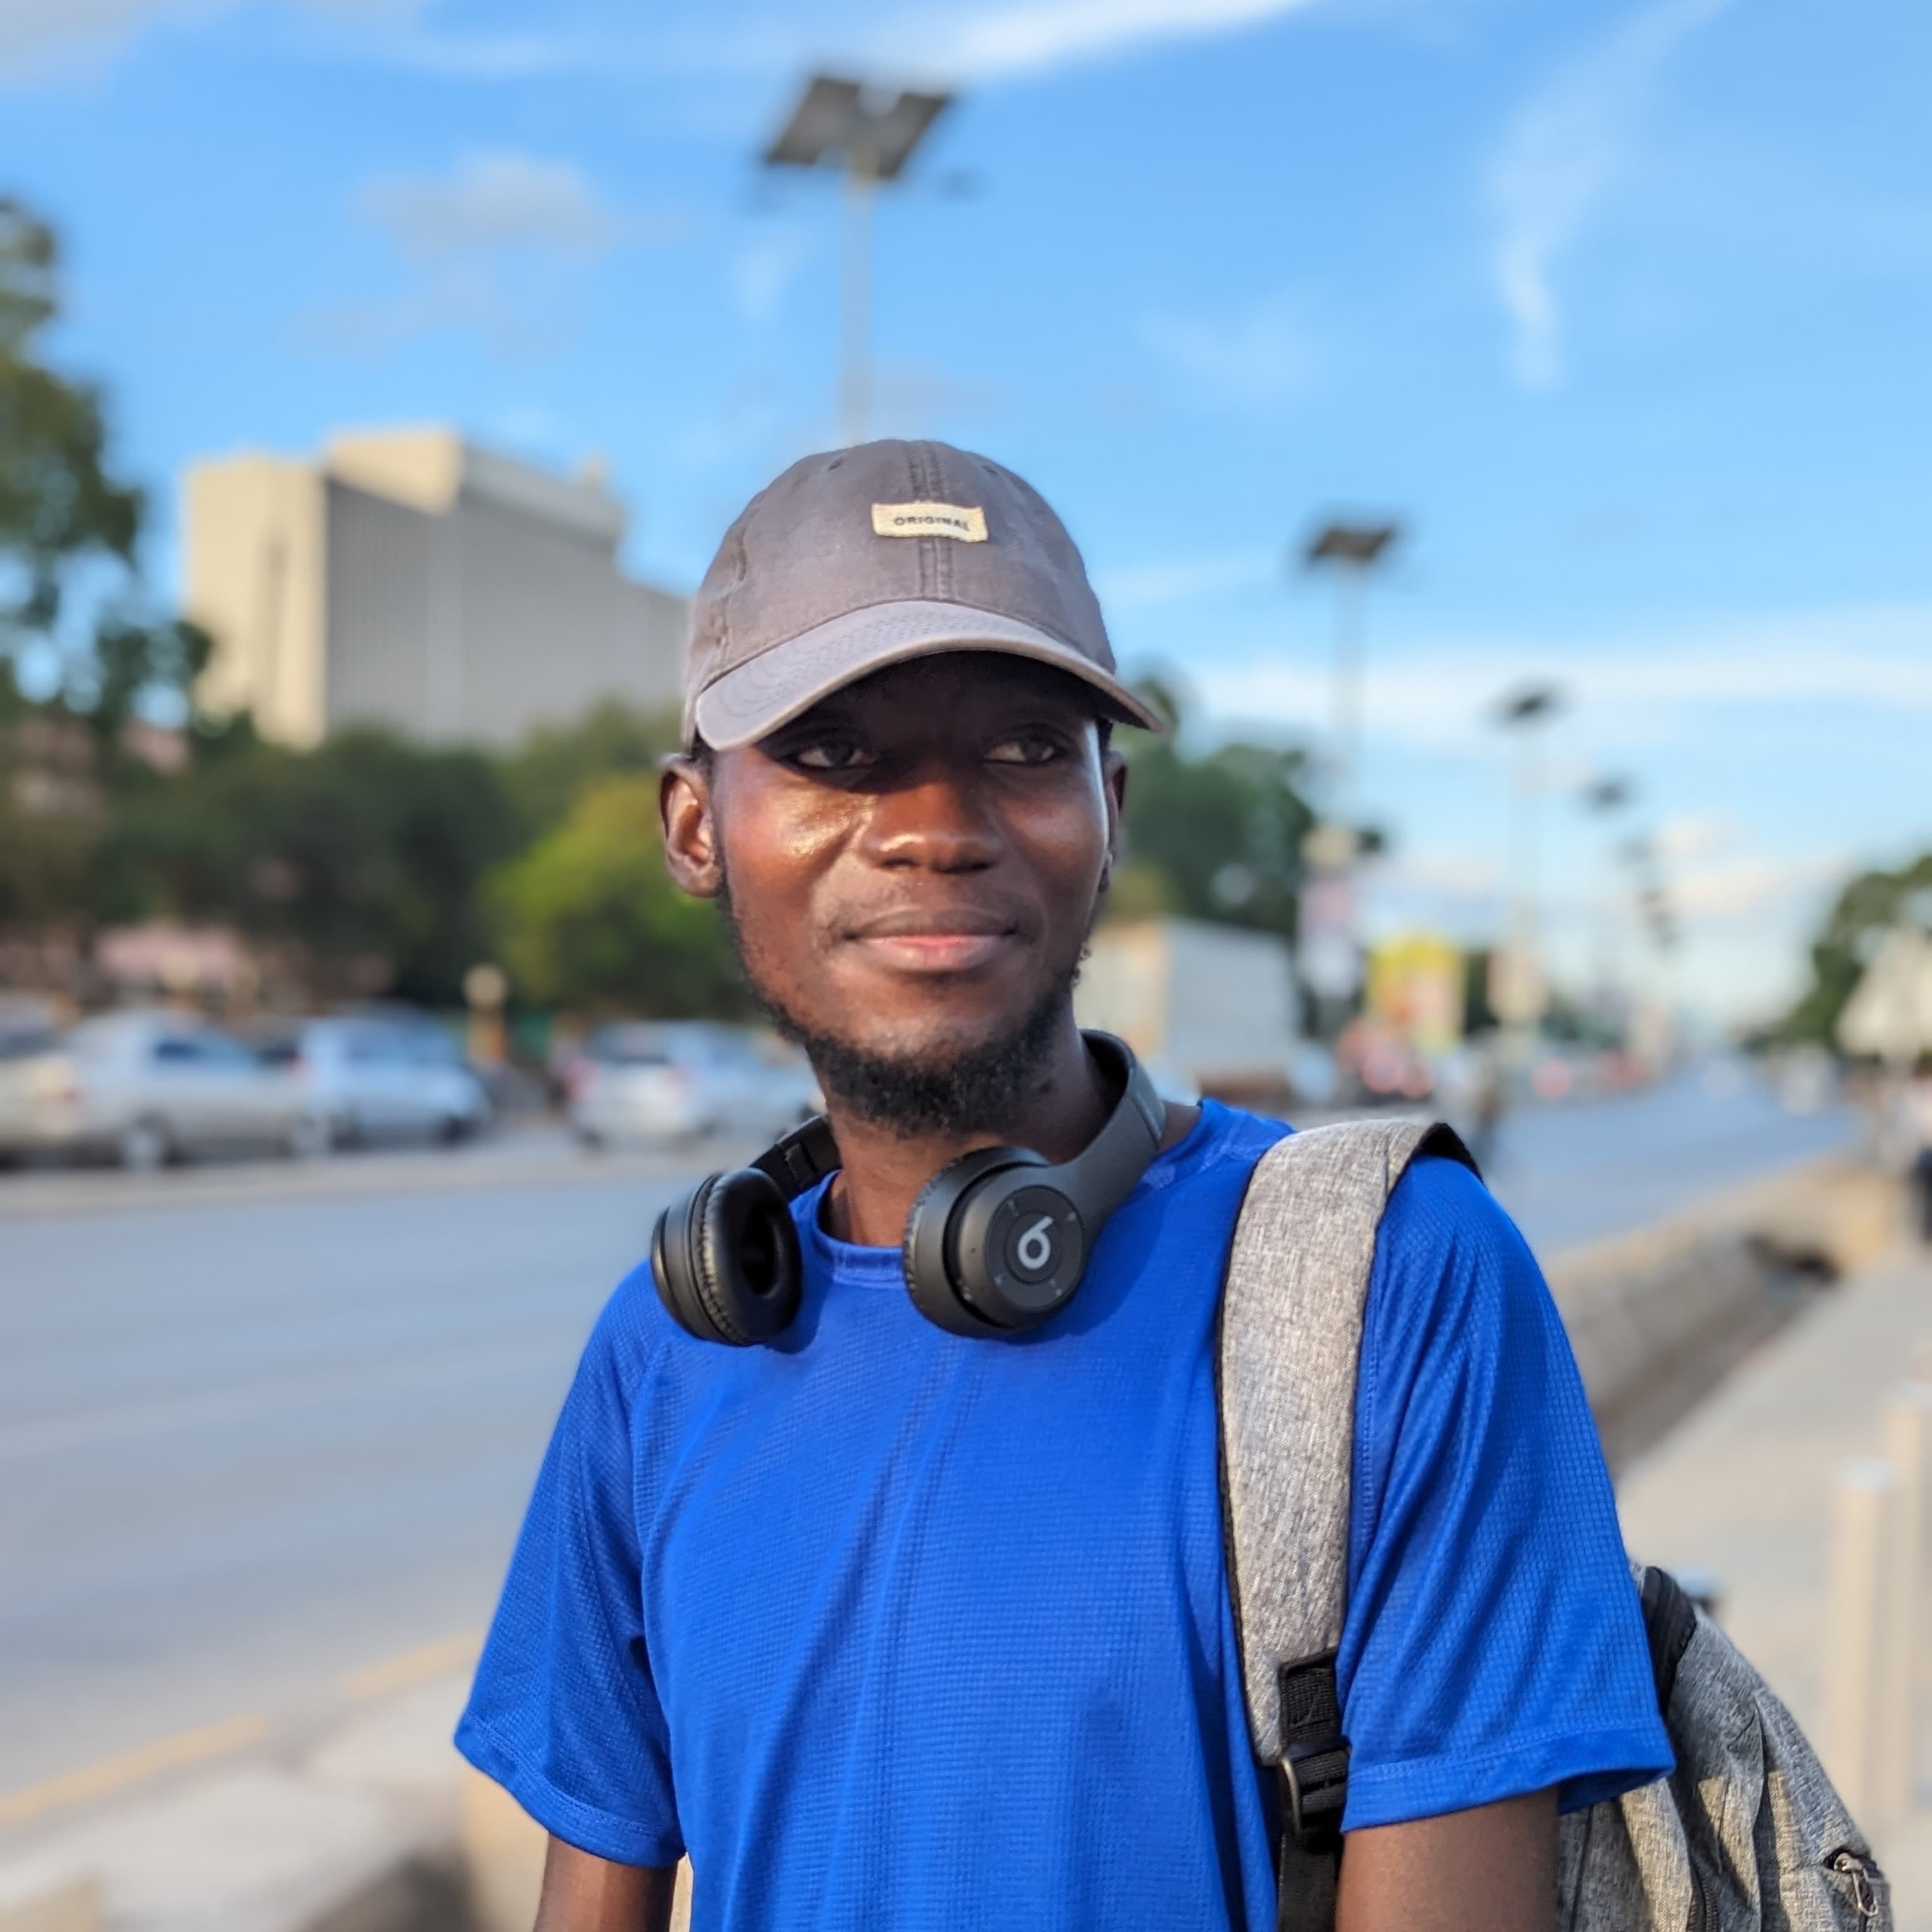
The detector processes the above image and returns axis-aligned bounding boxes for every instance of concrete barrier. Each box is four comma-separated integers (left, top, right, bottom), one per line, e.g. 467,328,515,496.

1823,1458,1904,1827
1545,1157,1903,1465
0,1872,99,1932
1882,1385,1932,1819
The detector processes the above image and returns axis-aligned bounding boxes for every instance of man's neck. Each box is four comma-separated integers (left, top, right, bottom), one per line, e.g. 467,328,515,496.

818,1019,1109,1250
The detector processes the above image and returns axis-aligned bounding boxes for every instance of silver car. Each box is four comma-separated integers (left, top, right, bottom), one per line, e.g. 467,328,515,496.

0,1011,319,1170
566,1023,819,1149
258,1017,492,1149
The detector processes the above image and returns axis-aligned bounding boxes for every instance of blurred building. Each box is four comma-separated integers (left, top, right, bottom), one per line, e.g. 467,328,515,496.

184,427,687,748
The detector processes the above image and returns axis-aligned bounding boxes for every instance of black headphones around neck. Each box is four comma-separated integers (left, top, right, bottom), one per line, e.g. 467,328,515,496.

650,1032,1165,1346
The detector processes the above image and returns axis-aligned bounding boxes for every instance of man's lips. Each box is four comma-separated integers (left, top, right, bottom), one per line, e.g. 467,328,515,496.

844,907,1024,974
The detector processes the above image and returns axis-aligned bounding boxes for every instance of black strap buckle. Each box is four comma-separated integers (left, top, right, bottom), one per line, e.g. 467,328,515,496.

1280,1732,1351,1851
1275,1652,1350,1856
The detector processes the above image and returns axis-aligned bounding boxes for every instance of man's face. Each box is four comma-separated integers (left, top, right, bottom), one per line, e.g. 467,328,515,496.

662,655,1125,1080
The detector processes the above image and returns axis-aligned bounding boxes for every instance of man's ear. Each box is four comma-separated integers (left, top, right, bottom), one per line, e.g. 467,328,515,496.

1098,743,1129,891
660,756,722,899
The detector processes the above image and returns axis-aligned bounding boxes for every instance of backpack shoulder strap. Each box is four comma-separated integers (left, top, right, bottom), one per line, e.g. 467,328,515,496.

1218,1117,1477,1928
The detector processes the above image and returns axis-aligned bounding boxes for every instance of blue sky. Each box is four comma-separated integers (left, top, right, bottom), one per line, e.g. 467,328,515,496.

3,0,1928,1025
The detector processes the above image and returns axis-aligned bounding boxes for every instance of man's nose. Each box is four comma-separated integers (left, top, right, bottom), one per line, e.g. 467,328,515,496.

859,767,1002,872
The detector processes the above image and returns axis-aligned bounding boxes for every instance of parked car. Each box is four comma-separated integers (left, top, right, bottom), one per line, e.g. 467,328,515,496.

256,1016,491,1148
565,1023,819,1148
0,1011,321,1170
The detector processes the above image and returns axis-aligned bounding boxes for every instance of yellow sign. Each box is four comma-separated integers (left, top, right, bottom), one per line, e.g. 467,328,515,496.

1367,933,1465,1055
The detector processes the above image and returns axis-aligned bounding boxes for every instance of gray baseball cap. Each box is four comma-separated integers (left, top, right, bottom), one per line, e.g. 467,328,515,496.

681,438,1164,751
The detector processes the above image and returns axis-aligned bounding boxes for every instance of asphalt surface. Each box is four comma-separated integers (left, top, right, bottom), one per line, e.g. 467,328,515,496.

0,1071,1860,1808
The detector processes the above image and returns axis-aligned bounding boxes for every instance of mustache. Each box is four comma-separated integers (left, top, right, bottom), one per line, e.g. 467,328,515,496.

838,897,1039,943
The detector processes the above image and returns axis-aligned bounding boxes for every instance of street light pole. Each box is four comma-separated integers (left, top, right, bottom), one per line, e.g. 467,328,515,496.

840,149,875,447
1302,520,1399,833
763,75,952,448
1296,520,1401,1040
1581,775,1633,1023
1491,680,1566,1056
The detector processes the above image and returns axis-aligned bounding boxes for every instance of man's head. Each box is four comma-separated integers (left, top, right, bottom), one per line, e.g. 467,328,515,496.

660,440,1156,1136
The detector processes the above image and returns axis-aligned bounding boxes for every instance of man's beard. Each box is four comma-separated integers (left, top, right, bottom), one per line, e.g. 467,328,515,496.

717,875,1086,1140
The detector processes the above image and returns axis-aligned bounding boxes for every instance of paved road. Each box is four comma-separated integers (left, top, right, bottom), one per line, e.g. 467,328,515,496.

1477,1064,1860,1253
0,1071,1859,1807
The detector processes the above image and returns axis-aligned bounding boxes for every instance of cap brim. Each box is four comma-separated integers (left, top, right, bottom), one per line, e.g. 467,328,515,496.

691,599,1167,751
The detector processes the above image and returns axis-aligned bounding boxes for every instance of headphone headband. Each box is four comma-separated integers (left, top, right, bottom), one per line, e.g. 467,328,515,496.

650,1032,1164,1345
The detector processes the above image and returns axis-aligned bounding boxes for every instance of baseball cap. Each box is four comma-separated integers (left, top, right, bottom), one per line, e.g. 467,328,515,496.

681,438,1165,751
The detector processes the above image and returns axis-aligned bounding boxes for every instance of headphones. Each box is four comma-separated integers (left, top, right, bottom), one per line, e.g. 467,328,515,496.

650,1031,1165,1346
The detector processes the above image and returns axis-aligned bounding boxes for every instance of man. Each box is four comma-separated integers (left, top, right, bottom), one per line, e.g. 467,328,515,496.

457,440,1670,1930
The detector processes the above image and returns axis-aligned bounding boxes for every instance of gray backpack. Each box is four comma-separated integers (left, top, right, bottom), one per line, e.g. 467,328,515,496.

1218,1119,1892,1931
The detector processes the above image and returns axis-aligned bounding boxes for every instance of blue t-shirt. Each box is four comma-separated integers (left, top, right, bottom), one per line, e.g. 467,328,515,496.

457,1103,1669,1928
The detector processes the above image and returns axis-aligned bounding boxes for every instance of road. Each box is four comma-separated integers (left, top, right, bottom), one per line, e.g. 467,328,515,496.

0,1070,1858,1811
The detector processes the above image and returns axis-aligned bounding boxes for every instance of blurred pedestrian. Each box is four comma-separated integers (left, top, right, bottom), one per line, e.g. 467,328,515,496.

1911,1065,1932,1243
1468,1044,1508,1172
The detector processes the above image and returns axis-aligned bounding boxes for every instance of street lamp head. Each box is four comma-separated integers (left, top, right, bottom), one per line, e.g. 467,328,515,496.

1302,520,1401,570
763,74,953,180
1494,680,1565,728
1584,775,1633,814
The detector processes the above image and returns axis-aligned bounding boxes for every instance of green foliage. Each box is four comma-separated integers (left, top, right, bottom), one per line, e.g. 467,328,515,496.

1114,679,1316,941
0,198,144,658
489,774,743,1018
499,698,684,835
101,730,525,1002
1779,852,1932,1050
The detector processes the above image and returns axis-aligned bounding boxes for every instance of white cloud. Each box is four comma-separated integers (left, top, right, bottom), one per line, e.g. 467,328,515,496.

0,0,412,81
1486,0,1729,389
1143,288,1320,412
1095,547,1280,612
6,0,1330,91
1668,847,1847,924
1652,814,1736,862
300,150,680,358
898,0,1323,83
1187,602,1932,752
358,150,638,260
0,0,213,79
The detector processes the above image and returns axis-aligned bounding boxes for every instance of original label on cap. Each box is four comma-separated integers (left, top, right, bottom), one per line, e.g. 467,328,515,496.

871,501,987,542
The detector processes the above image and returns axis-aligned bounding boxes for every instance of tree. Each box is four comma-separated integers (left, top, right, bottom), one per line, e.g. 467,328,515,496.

499,699,684,837
1111,680,1317,942
0,198,143,666
104,730,525,1002
1779,852,1932,1050
489,774,744,1018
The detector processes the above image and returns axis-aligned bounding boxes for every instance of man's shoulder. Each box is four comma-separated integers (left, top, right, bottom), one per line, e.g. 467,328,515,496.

576,1256,685,1393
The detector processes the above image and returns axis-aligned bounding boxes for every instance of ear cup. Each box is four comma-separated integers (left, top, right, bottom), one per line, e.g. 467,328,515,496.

902,1146,1050,1337
651,1167,802,1345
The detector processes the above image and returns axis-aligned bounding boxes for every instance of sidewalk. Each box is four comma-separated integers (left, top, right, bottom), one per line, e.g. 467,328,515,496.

0,1677,472,1932
1616,1238,1932,1924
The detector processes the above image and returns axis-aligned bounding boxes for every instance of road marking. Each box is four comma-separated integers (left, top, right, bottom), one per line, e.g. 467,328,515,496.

342,1630,482,1702
0,1713,269,1827
0,1634,484,1828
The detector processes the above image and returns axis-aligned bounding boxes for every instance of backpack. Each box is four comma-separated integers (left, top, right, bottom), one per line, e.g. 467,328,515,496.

1218,1118,1892,1932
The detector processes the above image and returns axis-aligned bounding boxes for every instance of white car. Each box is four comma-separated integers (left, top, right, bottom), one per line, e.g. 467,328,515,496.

260,1017,492,1149
0,1011,320,1170
567,1023,819,1149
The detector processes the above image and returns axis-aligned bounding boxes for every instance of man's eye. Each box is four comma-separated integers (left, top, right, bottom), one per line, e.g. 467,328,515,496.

985,733,1063,767
791,739,875,771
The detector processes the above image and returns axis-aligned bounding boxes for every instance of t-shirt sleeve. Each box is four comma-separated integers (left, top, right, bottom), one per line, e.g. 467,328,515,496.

455,1275,682,1865
1336,1156,1673,1831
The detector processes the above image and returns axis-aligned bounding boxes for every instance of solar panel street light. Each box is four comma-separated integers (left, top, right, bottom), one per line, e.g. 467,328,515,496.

764,76,951,180
1302,521,1400,569
1489,682,1567,1046
762,75,954,444
1292,518,1403,1034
